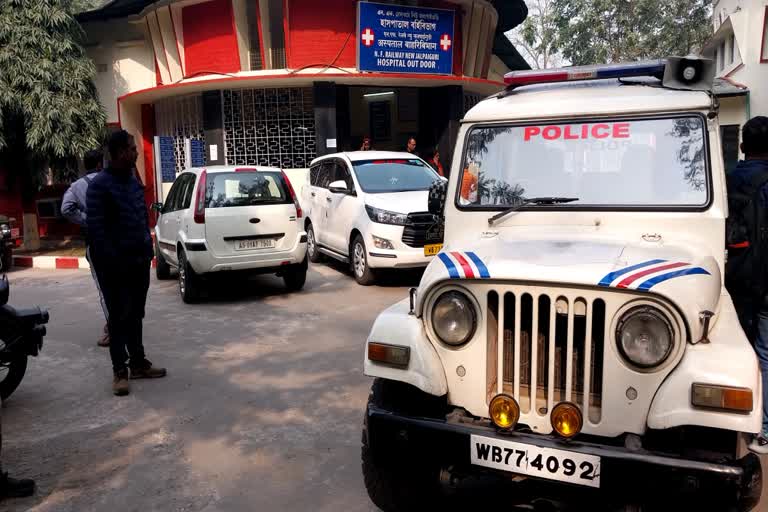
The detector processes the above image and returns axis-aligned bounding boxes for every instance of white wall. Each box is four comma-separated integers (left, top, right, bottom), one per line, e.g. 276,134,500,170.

722,1,768,117
83,20,156,124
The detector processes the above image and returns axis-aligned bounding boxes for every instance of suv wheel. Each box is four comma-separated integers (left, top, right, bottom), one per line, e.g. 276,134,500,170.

306,222,323,263
178,248,202,303
351,235,376,286
361,379,444,511
283,256,308,291
155,242,172,280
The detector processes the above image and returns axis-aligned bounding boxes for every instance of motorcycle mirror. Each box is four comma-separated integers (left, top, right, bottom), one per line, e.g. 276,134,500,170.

0,274,9,306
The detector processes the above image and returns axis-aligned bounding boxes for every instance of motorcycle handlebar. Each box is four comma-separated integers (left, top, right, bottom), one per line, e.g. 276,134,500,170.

0,304,50,326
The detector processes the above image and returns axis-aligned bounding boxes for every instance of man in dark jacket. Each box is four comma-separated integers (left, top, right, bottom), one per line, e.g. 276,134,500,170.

726,116,768,453
87,130,166,396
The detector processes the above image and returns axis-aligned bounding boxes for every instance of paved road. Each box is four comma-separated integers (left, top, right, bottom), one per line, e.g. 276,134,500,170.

1,266,766,511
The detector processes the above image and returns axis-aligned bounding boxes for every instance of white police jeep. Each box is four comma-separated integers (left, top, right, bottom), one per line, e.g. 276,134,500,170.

361,58,763,511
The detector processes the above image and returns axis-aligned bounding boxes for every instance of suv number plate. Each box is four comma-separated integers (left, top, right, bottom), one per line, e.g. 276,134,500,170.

470,435,601,488
423,243,443,256
235,239,275,251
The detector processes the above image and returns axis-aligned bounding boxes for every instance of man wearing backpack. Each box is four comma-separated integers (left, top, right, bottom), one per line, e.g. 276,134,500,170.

62,149,109,347
725,116,768,453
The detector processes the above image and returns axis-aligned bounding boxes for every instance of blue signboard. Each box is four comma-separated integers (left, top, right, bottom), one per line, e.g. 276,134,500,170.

357,1,455,75
158,136,176,183
190,139,205,167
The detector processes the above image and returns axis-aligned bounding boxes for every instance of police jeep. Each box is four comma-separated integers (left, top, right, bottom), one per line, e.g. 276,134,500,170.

361,57,763,511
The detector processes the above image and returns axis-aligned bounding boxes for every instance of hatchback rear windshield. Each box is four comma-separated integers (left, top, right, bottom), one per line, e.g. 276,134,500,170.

205,172,289,208
352,159,440,193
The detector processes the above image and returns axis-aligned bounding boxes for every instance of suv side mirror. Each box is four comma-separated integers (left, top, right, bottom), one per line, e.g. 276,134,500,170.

428,179,448,217
151,202,163,212
329,180,349,194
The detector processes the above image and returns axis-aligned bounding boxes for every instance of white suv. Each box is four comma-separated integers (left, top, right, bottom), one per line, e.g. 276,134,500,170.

302,151,444,285
153,166,307,303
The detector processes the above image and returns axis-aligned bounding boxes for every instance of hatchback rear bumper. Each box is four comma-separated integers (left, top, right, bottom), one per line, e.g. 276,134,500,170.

186,233,307,273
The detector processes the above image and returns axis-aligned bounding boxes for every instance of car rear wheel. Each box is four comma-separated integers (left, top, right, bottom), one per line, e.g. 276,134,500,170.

155,242,172,280
351,235,376,286
283,256,308,291
306,222,323,263
178,248,202,304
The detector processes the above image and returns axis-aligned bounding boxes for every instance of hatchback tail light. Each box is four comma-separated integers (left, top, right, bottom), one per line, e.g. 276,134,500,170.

194,170,207,224
281,170,302,219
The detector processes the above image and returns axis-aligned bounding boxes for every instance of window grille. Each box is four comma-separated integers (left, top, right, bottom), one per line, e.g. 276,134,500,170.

154,95,205,171
223,88,316,169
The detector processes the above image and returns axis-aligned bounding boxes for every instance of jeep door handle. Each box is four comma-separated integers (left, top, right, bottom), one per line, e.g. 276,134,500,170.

326,197,332,202
311,192,316,197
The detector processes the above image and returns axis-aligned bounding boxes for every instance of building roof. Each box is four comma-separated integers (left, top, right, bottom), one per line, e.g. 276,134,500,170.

713,77,748,97
76,0,154,21
464,78,714,123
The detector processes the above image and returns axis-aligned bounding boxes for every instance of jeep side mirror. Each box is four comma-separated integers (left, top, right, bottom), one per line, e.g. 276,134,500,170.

329,180,349,194
428,179,448,217
151,202,163,212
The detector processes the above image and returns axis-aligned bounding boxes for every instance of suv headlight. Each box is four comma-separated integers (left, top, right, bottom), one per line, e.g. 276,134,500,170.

365,205,408,226
431,291,477,346
616,306,674,368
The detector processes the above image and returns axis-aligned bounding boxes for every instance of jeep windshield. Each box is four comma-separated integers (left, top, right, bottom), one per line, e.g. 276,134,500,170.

352,159,440,193
457,116,709,209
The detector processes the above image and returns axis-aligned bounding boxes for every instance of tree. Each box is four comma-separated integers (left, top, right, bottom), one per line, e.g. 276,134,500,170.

551,0,712,65
0,0,106,199
507,0,564,69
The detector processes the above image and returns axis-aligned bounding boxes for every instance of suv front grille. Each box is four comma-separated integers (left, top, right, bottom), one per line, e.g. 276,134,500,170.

486,289,606,426
401,212,442,248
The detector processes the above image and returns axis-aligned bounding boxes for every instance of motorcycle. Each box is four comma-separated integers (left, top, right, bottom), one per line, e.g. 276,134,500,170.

0,274,49,400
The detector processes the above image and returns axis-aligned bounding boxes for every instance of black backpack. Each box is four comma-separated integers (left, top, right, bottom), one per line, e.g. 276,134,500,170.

725,172,768,298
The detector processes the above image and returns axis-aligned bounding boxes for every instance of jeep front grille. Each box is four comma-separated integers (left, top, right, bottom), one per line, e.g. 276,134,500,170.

486,290,605,426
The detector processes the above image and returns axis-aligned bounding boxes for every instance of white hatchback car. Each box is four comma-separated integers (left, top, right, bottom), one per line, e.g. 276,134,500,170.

153,165,308,303
302,152,444,285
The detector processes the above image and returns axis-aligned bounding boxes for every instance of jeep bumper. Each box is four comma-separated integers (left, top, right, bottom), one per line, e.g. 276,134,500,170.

367,404,763,509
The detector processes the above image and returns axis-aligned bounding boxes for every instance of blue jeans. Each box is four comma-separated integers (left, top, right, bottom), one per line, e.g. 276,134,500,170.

735,296,768,434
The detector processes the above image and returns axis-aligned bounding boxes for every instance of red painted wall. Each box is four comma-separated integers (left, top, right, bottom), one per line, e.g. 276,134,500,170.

286,0,357,69
182,0,241,77
141,104,158,227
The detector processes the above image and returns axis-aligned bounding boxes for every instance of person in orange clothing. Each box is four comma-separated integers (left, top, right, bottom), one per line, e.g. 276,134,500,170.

428,147,444,177
460,162,479,204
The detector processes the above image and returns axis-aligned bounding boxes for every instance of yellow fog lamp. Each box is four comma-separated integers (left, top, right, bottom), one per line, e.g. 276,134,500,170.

691,384,753,413
489,394,520,430
550,402,583,439
367,342,410,368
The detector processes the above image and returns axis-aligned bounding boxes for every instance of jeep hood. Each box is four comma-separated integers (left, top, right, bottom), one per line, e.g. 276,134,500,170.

419,237,722,342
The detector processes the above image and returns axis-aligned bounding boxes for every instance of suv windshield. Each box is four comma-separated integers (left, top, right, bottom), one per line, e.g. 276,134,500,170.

457,116,709,209
352,159,439,193
205,171,289,208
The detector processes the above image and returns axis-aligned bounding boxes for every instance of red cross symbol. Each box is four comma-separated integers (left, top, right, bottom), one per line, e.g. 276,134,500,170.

362,28,375,47
440,34,452,51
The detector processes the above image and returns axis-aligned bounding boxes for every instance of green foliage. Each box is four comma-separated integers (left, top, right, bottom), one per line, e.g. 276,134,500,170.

0,0,105,191
508,0,563,69
551,0,712,65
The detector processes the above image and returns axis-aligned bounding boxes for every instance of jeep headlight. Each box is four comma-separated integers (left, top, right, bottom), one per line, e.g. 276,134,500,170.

431,291,476,346
616,306,674,368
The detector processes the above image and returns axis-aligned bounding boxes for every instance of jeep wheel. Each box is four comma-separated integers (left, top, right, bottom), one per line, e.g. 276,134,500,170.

155,242,172,280
306,222,323,263
361,379,443,511
351,235,376,286
283,256,308,291
178,248,202,304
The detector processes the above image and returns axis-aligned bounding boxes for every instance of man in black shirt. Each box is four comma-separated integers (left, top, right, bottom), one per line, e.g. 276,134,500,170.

87,130,166,396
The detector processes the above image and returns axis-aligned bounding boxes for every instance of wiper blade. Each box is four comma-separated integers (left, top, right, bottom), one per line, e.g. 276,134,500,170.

487,197,580,226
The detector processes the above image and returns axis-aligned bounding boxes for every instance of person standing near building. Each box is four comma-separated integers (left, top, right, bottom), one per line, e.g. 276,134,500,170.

428,147,444,177
87,130,166,396
406,137,417,154
62,149,109,347
360,136,373,151
724,116,768,453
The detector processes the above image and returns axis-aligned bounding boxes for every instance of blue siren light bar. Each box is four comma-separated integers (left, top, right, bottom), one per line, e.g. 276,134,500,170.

504,60,667,87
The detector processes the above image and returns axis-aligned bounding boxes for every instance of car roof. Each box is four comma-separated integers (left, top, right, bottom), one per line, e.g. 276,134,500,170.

464,78,712,123
311,151,425,165
183,165,282,174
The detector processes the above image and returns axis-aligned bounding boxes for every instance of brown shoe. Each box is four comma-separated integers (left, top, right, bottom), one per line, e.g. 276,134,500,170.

97,333,110,347
130,359,167,379
113,369,130,396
